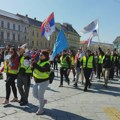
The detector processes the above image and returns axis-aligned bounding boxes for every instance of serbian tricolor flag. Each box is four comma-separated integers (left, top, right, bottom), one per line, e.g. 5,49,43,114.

41,12,55,40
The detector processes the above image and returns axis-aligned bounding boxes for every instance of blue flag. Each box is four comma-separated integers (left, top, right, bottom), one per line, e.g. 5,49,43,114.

51,29,68,59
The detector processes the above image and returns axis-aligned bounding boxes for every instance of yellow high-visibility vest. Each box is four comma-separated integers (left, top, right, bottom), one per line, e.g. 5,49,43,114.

98,55,102,64
4,61,18,74
19,56,32,74
82,56,93,68
71,56,75,65
33,61,50,80
60,55,69,68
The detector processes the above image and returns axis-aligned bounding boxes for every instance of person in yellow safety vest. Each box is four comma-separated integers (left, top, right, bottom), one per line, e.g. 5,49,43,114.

17,46,32,106
31,51,50,115
80,50,96,91
68,50,76,81
59,50,71,87
109,49,119,79
2,47,19,104
96,51,103,80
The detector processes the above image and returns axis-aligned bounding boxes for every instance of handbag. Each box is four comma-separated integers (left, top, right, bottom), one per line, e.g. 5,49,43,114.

49,71,55,84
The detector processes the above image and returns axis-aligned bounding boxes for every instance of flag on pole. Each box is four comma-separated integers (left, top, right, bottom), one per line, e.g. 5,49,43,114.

87,29,98,47
41,12,55,40
80,19,98,34
87,34,93,47
51,29,68,60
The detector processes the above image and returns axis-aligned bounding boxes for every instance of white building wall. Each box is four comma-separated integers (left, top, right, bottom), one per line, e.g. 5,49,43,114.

0,10,29,47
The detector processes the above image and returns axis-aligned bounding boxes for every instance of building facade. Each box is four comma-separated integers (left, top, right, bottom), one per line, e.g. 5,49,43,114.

55,23,80,51
113,36,120,52
0,9,80,51
80,40,113,51
0,9,29,47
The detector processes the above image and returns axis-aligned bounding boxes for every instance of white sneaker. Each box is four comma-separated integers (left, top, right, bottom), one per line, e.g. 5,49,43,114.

2,99,9,104
36,109,44,115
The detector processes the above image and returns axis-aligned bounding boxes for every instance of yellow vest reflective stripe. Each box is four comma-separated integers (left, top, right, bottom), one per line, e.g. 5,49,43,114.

102,55,105,64
4,62,18,74
18,56,24,71
8,69,18,74
3,62,8,73
60,55,69,68
33,61,50,80
21,65,32,73
111,56,118,62
83,56,93,68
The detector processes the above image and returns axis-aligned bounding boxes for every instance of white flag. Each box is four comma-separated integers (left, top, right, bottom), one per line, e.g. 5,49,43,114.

87,29,98,47
80,19,98,34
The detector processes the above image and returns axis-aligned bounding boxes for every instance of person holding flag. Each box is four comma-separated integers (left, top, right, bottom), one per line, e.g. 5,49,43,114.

51,29,69,87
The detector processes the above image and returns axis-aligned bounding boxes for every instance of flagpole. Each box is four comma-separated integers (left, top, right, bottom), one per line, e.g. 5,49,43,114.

97,17,100,45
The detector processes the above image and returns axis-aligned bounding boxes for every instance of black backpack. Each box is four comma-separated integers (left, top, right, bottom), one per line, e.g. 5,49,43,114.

49,71,55,84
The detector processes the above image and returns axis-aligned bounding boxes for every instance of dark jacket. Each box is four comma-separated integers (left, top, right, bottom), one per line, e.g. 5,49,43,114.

98,47,105,57
103,55,112,68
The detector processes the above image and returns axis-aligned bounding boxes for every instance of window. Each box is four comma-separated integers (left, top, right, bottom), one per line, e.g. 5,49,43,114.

13,33,15,40
18,34,20,41
45,42,47,48
7,22,10,29
13,24,15,30
37,32,39,38
18,25,20,31
32,41,34,45
32,31,34,36
25,27,27,33
1,21,4,28
37,41,38,46
7,32,10,40
1,31,4,39
25,36,26,41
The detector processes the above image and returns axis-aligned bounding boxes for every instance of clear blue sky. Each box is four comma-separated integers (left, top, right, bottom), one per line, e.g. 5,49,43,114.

0,0,120,43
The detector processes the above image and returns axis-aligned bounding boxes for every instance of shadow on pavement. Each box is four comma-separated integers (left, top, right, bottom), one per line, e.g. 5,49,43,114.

3,103,38,113
3,105,92,120
41,108,92,120
63,85,84,91
47,87,60,92
91,82,120,96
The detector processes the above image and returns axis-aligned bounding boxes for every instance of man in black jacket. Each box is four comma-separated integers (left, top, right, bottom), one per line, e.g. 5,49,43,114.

99,47,112,87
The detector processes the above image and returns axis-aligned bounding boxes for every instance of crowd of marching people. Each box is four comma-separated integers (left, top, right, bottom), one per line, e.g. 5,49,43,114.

0,44,120,115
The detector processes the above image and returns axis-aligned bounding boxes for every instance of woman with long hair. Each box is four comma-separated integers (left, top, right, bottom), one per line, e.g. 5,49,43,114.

3,47,19,104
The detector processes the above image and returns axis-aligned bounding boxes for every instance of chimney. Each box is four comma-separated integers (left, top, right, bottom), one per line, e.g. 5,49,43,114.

34,17,36,20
